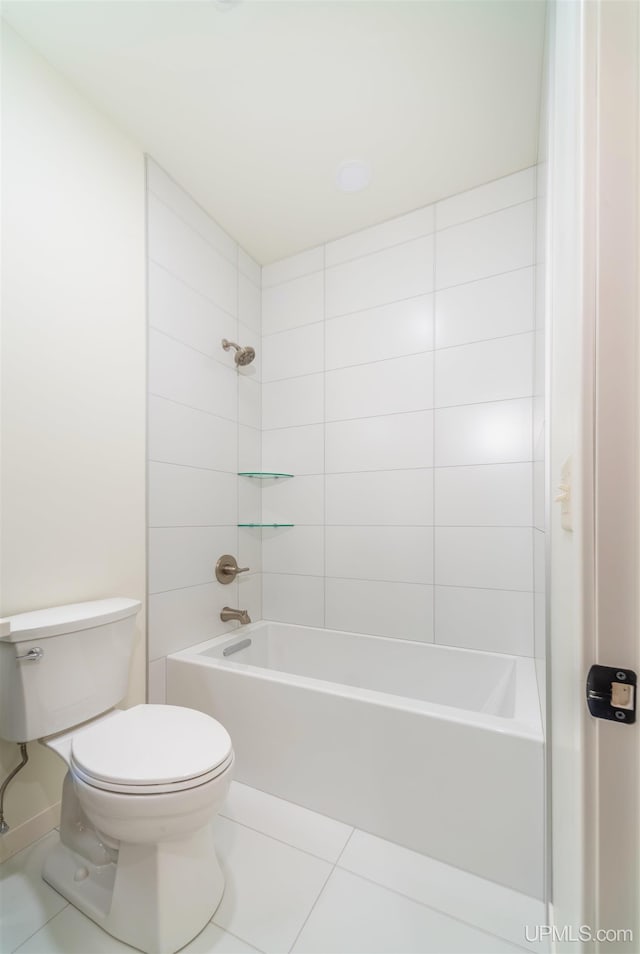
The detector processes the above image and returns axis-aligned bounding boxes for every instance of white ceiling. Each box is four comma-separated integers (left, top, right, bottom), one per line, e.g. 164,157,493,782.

2,0,546,264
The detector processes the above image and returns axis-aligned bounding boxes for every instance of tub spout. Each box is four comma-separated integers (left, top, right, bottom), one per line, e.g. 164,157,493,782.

220,607,251,625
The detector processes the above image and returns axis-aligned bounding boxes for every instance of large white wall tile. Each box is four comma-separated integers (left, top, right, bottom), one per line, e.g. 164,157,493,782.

263,323,324,382
261,475,325,526
238,571,262,623
239,477,262,525
436,202,535,290
262,424,325,475
435,527,533,591
435,586,534,656
326,411,433,473
148,262,237,358
326,527,433,584
239,425,262,473
436,168,536,231
435,333,533,408
435,463,532,527
149,462,237,527
147,160,237,264
148,396,237,472
262,573,325,626
262,526,324,576
238,274,261,334
435,399,532,467
325,205,434,267
326,470,433,526
238,375,261,429
262,247,324,288
238,247,261,286
326,352,433,421
326,295,433,370
435,267,534,350
147,194,237,314
326,579,434,642
149,329,238,420
263,374,324,429
262,271,324,334
149,525,237,593
325,235,434,317
149,582,235,659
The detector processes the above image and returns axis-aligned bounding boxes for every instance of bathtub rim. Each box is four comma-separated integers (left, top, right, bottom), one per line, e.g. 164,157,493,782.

168,621,543,743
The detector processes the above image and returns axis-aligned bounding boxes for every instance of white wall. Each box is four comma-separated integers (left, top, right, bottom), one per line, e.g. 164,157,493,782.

261,169,537,656
0,25,146,858
145,160,262,700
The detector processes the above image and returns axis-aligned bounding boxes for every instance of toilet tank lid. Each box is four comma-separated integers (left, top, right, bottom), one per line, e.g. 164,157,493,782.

0,598,141,643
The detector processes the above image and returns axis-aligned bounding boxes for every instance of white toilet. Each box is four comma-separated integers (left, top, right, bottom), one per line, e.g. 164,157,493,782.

0,598,234,954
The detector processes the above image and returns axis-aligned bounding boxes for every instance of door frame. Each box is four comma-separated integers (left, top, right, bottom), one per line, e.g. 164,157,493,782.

548,0,640,949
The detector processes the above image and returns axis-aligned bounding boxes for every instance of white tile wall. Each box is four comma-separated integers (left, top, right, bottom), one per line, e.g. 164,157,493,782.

326,527,434,585
434,267,534,349
435,527,533,591
434,334,533,408
147,164,539,668
326,470,433,526
326,295,433,369
326,352,433,421
325,204,434,266
261,169,537,654
326,235,434,317
262,271,324,334
436,201,535,290
146,159,261,679
434,399,532,467
325,411,434,473
326,579,434,642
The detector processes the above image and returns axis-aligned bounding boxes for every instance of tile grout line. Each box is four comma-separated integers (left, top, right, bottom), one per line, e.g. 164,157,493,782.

149,189,240,275
286,864,338,954
432,197,438,647
261,329,535,386
149,255,239,321
262,191,535,290
263,394,535,431
322,243,327,630
216,813,351,867
10,901,71,954
260,569,534,589
323,864,538,954
263,261,535,331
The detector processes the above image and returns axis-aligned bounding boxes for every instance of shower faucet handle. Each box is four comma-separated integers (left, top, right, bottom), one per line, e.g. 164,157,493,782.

215,554,250,584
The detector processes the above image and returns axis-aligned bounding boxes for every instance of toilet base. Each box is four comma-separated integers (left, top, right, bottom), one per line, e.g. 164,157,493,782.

43,823,224,954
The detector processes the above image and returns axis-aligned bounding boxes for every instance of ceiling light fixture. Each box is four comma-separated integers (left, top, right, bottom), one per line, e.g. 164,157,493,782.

336,160,371,193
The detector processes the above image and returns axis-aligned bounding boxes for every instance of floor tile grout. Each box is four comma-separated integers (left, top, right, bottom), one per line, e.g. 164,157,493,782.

11,901,70,954
217,811,350,866
286,863,336,954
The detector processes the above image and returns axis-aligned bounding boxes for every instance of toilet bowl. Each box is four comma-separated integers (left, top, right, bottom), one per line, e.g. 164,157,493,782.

0,598,234,954
42,704,234,954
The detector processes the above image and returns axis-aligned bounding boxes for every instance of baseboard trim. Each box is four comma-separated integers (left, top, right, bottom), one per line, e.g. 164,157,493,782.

0,802,60,863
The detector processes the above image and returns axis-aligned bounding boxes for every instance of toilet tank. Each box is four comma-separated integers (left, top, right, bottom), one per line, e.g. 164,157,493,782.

0,598,141,742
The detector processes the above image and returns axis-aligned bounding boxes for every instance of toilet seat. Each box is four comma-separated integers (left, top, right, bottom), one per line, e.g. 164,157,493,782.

70,704,233,795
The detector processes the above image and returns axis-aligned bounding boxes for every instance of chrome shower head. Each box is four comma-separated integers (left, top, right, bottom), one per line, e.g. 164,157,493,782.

221,339,256,367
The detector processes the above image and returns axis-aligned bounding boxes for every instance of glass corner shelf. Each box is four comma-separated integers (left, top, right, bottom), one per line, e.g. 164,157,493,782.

237,523,295,528
238,472,294,479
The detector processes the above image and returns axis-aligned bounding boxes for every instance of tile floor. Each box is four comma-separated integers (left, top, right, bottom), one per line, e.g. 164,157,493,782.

1,782,549,954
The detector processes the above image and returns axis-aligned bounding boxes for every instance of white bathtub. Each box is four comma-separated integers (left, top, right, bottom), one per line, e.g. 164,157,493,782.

167,621,544,899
